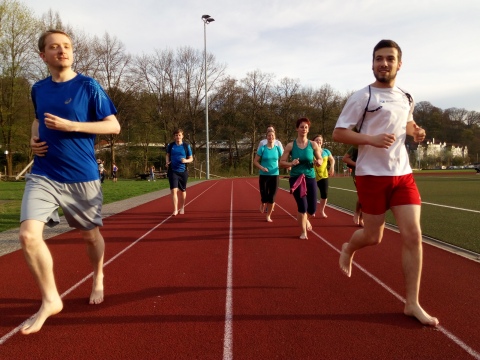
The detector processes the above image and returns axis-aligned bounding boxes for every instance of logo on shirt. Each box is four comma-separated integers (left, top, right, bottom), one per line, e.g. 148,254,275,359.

64,98,72,104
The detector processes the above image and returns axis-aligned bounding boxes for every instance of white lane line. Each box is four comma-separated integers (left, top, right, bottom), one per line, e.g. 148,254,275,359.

249,179,480,359
330,186,480,214
0,181,219,346
222,181,234,360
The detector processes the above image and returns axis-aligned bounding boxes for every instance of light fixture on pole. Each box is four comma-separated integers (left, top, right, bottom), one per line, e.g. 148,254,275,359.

202,14,214,180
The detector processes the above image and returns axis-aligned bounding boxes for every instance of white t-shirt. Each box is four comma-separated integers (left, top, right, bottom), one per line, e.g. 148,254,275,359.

257,139,284,151
335,85,414,176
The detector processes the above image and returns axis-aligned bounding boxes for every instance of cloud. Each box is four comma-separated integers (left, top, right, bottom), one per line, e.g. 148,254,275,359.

29,0,480,111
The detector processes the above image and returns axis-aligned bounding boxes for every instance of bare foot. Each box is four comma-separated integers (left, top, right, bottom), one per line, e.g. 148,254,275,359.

306,220,312,231
172,210,178,216
89,274,104,305
266,216,273,222
179,208,185,215
319,213,328,218
21,296,63,335
359,218,364,227
259,204,265,213
339,243,353,277
353,213,360,225
300,233,308,240
404,304,439,326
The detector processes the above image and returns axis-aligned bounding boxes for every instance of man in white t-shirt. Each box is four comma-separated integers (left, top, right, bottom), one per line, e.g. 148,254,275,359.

332,39,438,327
257,125,284,152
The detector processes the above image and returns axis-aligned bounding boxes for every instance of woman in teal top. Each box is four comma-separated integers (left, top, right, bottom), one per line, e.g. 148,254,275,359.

254,129,283,222
280,117,323,239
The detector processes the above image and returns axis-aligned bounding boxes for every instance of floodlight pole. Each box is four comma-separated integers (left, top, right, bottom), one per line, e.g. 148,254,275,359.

202,14,214,180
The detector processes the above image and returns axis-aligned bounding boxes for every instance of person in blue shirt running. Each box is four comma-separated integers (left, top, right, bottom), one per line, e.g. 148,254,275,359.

18,30,120,335
254,129,283,222
166,129,193,216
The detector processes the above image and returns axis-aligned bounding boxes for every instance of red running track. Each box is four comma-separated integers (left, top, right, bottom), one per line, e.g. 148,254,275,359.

0,178,479,359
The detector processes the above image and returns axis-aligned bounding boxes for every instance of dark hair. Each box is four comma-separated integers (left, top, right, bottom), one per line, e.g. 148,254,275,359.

296,117,311,128
38,29,72,52
173,128,184,135
313,134,323,141
373,39,402,62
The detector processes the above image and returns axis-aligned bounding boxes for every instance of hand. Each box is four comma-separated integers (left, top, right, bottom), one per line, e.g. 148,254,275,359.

314,158,323,167
291,158,300,166
44,113,75,132
31,136,48,157
412,124,426,143
262,167,269,172
370,133,396,149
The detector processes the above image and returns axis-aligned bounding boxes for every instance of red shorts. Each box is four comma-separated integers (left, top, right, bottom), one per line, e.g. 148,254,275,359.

355,174,421,215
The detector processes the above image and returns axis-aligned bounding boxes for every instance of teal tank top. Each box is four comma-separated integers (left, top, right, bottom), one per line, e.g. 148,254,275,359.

290,140,315,178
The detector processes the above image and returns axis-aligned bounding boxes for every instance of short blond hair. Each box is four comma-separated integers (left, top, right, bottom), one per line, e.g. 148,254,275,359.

38,29,72,52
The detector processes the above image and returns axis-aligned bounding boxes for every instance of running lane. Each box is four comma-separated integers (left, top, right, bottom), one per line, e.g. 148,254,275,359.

229,177,480,360
0,178,479,359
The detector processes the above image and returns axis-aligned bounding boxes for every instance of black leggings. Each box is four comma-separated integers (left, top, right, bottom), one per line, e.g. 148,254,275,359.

259,175,279,204
317,178,328,199
289,176,317,215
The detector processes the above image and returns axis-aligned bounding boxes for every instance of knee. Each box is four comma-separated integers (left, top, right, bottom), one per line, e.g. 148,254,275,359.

81,229,102,246
19,228,39,249
402,229,422,247
363,232,383,246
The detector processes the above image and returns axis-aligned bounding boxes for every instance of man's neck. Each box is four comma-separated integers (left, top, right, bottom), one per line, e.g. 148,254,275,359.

50,67,77,83
371,80,395,89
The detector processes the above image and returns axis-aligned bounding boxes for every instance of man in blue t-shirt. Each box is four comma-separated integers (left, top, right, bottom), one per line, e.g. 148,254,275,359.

166,128,193,216
18,30,120,335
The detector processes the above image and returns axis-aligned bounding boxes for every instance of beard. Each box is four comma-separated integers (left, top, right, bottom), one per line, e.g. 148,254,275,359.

374,69,397,83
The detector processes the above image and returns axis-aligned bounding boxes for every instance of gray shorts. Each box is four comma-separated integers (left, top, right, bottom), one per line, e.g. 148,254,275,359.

20,174,103,230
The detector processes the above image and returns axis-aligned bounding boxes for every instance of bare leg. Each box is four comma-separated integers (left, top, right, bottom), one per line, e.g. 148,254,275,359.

19,220,63,334
81,227,105,305
179,191,186,214
392,205,439,326
266,203,274,222
339,213,385,277
259,203,266,213
171,188,178,215
297,212,308,239
318,199,328,218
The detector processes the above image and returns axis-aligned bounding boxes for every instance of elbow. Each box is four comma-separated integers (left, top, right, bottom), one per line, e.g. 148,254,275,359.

112,124,121,135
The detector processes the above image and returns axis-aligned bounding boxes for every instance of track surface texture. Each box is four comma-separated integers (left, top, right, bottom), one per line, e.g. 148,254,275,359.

0,178,479,359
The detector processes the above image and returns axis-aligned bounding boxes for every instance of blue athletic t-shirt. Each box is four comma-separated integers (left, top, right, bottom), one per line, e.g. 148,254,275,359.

31,74,117,183
169,142,193,172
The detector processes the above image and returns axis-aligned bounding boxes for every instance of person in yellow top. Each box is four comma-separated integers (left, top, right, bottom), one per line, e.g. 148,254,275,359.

312,135,335,218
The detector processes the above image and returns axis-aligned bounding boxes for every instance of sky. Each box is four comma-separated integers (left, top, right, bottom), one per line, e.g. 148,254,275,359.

27,0,480,112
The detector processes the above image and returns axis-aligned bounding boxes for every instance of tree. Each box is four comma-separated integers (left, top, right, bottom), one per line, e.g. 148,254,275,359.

210,76,246,169
93,32,135,173
271,77,302,144
0,0,38,176
240,70,274,174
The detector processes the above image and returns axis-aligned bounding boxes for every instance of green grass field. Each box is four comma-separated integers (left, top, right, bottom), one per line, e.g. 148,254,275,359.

0,179,170,232
320,173,480,254
278,171,480,254
1,172,479,253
